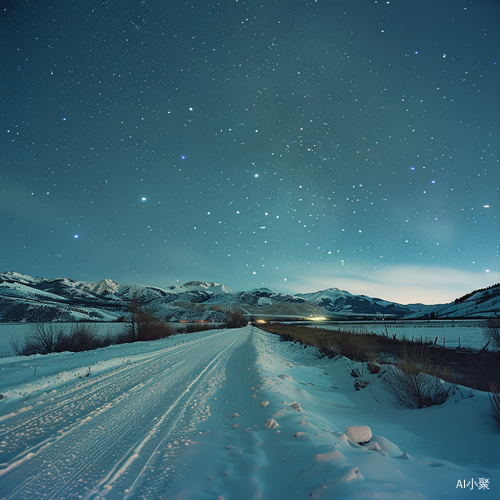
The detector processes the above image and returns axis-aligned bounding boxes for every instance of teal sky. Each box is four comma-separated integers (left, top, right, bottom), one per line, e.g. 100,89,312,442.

1,0,498,304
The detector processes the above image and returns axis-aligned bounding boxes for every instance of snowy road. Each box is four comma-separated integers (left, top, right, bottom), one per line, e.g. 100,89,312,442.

1,326,499,500
0,328,251,499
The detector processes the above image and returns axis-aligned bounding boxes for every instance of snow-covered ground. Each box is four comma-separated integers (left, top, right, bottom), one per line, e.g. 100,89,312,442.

0,326,498,499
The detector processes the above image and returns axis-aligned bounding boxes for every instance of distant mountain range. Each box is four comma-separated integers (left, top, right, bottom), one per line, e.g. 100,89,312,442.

0,271,498,323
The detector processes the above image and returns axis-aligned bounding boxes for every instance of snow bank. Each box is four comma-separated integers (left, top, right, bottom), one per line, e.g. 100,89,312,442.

0,326,498,499
168,328,500,500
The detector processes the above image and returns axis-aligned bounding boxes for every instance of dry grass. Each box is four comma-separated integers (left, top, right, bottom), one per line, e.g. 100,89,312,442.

381,342,452,409
263,324,379,362
258,323,500,392
10,322,105,356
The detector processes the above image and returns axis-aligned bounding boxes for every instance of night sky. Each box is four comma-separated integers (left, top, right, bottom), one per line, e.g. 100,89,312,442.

1,0,499,304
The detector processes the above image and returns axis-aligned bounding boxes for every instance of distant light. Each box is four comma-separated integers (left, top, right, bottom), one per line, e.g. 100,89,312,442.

410,166,415,170
483,205,490,208
180,155,186,160
74,234,79,239
431,180,435,184
62,117,67,121
254,174,259,178
486,270,490,273
142,197,147,201
414,51,418,55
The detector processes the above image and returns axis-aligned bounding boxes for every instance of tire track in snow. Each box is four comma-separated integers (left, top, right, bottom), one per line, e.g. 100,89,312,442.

0,331,227,461
86,330,243,500
0,328,250,499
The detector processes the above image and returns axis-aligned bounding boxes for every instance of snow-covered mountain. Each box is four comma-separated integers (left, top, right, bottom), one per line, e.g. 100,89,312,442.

296,288,428,317
410,283,500,319
0,271,498,322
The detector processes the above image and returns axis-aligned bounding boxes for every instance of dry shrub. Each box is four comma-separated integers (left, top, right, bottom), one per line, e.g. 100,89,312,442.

125,298,174,342
225,308,248,328
489,383,500,428
353,378,370,390
367,359,381,374
11,322,103,356
382,344,450,409
315,334,336,358
139,321,174,341
483,319,500,351
55,323,101,352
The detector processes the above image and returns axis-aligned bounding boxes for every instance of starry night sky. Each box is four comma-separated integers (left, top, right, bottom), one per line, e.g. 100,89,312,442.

1,0,499,304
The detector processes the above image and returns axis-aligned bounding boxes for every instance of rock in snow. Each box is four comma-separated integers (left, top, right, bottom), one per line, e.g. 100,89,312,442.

345,425,372,444
264,418,279,429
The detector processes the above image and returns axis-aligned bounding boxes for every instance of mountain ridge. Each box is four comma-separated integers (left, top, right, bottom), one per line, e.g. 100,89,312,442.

0,271,498,323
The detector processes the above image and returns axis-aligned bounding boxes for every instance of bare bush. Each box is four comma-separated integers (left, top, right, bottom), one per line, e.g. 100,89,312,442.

348,363,370,390
367,359,381,375
381,344,451,409
55,323,101,352
382,366,450,409
114,330,134,345
483,319,500,351
224,308,248,328
124,296,174,342
315,335,336,358
22,322,61,355
9,337,24,356
12,322,104,356
353,378,370,391
489,383,500,428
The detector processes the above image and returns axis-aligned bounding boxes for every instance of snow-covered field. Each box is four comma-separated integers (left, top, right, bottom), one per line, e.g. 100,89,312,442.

310,319,489,350
0,326,498,499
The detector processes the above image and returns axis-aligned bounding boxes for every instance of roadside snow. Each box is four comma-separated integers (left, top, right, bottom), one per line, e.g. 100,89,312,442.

0,326,498,499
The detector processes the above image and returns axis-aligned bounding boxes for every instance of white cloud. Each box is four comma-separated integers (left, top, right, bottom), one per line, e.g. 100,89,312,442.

283,264,499,305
